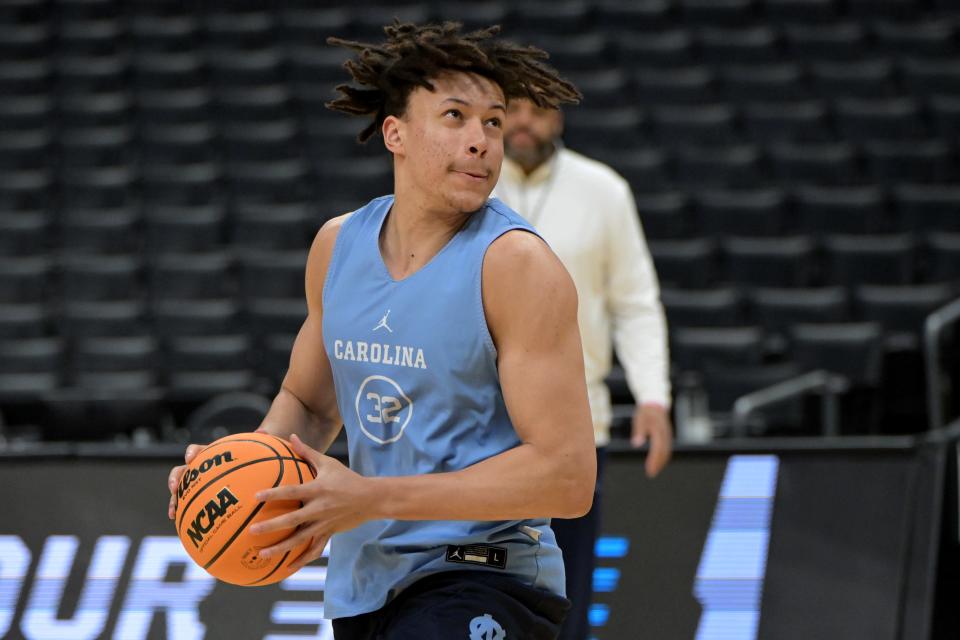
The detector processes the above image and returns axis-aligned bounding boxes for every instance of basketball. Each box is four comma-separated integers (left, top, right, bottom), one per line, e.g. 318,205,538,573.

174,431,316,586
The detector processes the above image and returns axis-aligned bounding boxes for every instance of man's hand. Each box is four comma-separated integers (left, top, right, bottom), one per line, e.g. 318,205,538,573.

630,403,673,478
250,434,374,572
167,443,205,520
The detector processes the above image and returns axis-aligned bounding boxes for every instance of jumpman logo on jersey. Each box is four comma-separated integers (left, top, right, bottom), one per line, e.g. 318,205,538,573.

373,310,393,333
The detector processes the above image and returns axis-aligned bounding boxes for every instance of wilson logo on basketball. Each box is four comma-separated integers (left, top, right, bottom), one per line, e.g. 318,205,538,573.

186,487,239,549
178,451,235,501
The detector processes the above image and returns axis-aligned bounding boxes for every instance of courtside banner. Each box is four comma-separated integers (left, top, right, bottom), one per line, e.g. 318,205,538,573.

0,443,941,640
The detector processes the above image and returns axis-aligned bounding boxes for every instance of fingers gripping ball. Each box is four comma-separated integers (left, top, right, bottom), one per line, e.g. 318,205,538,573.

174,432,316,586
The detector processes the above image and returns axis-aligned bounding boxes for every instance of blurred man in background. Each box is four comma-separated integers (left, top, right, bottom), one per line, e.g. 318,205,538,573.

495,98,673,640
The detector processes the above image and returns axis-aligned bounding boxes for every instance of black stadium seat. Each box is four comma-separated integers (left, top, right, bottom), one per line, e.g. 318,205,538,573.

144,204,226,254
871,19,956,58
661,287,744,328
0,337,63,376
61,208,141,255
783,22,866,61
60,91,131,128
0,255,51,303
720,62,809,103
742,100,832,143
794,185,890,235
165,333,258,401
929,95,960,138
565,69,630,109
810,58,897,99
749,286,850,336
260,332,296,385
0,303,50,339
672,326,766,371
862,140,955,185
605,148,670,194
246,297,307,339
822,233,917,286
597,0,673,34
0,211,49,257
60,300,150,338
148,251,236,301
847,0,918,19
764,0,839,25
532,33,611,73
651,104,738,147
695,25,781,64
900,56,960,97
634,65,717,106
791,322,884,387
239,250,306,301
59,254,143,302
564,106,644,151
152,298,241,338
512,1,592,36
855,282,956,348
834,97,927,142
680,0,757,28
231,202,313,250
926,232,960,283
894,184,960,232
617,29,695,67
73,334,156,370
649,237,719,288
673,144,762,189
695,188,787,237
633,190,689,239
723,235,817,287
768,142,859,186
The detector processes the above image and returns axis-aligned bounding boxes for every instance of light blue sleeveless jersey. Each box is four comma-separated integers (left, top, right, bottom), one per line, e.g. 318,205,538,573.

321,195,566,619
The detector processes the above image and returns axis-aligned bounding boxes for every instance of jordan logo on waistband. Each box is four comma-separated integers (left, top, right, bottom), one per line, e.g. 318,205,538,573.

445,544,507,569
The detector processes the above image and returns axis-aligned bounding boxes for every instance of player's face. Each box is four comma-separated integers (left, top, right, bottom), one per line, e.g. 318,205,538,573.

504,98,563,171
388,72,506,214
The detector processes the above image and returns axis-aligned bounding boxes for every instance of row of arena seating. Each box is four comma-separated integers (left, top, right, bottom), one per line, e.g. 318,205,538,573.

0,236,957,299
1,0,959,440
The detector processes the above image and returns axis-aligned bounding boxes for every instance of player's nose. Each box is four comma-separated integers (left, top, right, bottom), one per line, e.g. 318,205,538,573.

465,118,488,157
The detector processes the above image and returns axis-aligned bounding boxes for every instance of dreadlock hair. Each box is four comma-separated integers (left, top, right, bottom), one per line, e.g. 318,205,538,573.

326,21,582,143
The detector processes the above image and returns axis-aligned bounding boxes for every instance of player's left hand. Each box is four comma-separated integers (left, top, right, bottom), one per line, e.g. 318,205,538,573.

249,434,373,571
630,403,673,478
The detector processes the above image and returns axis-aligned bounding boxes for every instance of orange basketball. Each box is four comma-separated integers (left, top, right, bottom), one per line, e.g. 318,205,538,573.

174,431,316,586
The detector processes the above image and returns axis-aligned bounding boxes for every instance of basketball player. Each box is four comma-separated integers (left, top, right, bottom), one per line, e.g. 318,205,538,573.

495,98,673,640
167,22,596,639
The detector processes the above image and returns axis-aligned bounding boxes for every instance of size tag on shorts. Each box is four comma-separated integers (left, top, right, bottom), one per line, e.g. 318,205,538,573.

445,544,507,569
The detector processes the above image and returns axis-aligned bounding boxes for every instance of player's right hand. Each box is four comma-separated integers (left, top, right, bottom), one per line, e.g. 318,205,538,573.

167,444,205,520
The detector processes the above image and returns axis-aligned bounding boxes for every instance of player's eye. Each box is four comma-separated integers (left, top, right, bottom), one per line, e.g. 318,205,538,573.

444,109,462,119
485,117,502,128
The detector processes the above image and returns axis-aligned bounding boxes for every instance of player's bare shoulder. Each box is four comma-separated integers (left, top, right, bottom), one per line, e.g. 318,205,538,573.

305,212,353,310
482,229,578,342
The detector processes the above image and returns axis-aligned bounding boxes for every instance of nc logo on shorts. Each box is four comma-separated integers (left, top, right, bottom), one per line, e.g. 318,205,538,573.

354,375,413,444
469,613,505,640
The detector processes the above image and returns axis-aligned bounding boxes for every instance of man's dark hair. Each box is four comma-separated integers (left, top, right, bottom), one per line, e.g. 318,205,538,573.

326,21,582,142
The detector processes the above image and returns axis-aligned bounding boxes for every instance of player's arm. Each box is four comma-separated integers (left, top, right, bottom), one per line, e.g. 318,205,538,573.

167,215,347,519
371,231,597,519
384,229,597,519
253,230,596,552
256,216,347,454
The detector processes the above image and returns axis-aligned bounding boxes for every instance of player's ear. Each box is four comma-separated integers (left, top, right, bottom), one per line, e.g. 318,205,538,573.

382,115,404,156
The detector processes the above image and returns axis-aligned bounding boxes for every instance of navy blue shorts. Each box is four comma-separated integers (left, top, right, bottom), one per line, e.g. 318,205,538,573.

332,570,571,640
